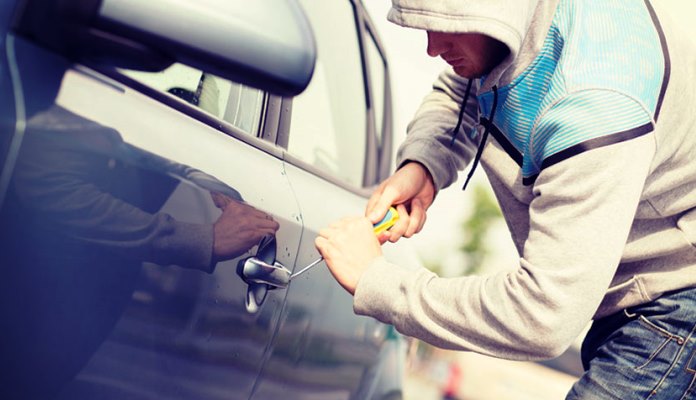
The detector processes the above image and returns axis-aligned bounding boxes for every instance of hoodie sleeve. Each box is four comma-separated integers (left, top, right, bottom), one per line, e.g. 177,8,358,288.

354,121,656,360
396,68,480,191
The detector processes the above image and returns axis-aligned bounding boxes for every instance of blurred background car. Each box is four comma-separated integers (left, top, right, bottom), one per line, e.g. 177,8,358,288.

0,0,420,399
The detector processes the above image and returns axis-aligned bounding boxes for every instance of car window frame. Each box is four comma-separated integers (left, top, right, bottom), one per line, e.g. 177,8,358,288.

362,9,394,184
275,0,391,197
93,65,287,160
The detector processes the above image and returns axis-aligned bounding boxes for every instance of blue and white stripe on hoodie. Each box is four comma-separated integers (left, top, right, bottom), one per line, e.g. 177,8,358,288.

476,0,668,185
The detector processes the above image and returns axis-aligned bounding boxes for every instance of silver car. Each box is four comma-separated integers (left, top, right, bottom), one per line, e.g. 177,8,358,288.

0,0,421,399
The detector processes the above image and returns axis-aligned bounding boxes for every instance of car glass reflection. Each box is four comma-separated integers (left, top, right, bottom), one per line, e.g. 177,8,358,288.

0,105,278,399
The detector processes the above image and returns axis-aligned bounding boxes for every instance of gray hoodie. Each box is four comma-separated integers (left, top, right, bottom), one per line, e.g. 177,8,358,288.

353,0,696,360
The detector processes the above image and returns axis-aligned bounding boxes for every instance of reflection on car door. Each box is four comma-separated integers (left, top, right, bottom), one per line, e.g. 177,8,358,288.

253,163,393,400
0,38,303,400
249,1,406,398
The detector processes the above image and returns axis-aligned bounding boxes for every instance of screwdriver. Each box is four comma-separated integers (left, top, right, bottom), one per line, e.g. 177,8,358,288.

289,207,399,279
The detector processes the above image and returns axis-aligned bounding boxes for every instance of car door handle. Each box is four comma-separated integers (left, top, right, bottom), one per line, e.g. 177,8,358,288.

237,234,290,289
238,257,290,289
236,234,290,313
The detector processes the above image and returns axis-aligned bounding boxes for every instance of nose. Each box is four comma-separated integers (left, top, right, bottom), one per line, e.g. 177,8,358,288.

426,31,449,57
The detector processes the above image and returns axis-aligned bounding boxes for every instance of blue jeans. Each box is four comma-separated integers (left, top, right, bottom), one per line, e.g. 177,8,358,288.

566,287,696,400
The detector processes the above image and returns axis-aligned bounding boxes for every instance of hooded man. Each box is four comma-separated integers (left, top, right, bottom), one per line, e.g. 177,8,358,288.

315,0,696,398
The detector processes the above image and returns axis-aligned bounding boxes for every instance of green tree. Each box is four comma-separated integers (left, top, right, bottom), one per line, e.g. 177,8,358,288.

459,183,502,275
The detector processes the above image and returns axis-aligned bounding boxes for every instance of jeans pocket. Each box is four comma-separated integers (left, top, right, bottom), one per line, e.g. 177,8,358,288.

634,314,684,370
613,309,685,372
624,311,684,371
687,347,696,375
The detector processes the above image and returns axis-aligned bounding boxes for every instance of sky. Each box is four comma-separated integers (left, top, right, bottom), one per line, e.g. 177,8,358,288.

363,0,696,274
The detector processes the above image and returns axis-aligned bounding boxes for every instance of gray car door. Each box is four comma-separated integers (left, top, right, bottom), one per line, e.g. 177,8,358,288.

249,1,415,399
0,37,304,400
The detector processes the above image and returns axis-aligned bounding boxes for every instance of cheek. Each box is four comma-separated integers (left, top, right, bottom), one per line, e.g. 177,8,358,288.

471,52,500,77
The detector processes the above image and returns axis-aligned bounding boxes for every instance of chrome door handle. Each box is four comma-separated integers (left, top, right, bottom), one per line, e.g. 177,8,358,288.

236,234,288,313
238,257,290,289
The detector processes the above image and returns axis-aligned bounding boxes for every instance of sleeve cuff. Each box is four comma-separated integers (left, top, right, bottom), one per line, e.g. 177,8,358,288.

397,139,457,191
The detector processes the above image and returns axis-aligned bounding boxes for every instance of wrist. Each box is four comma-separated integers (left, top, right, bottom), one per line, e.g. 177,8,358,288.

402,161,433,184
405,162,436,201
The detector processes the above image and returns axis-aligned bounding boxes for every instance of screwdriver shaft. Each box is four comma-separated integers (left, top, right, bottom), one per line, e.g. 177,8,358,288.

290,257,324,279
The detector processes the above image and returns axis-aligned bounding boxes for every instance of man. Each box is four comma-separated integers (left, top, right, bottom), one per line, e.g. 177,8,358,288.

315,0,696,398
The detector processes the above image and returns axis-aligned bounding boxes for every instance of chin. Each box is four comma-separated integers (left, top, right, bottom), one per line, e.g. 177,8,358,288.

452,66,482,80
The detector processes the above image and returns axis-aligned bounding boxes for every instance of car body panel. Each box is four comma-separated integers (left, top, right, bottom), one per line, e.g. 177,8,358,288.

253,162,379,400
250,160,419,400
0,1,417,399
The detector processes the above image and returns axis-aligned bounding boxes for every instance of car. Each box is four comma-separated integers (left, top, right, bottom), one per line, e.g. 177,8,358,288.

0,0,422,399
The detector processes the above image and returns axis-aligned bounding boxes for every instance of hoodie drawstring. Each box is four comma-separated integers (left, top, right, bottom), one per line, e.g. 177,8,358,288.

449,79,474,147
461,85,498,191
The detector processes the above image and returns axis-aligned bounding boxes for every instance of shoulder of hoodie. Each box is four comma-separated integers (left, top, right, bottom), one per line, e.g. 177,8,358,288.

506,0,681,181
534,1,668,110
531,0,696,135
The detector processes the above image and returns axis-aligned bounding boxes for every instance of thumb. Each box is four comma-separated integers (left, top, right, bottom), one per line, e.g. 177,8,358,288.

367,187,399,224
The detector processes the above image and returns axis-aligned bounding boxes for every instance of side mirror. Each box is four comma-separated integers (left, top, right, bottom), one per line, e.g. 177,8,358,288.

12,0,316,96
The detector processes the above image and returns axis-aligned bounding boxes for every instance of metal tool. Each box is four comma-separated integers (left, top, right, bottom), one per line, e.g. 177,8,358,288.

290,256,324,278
289,207,400,280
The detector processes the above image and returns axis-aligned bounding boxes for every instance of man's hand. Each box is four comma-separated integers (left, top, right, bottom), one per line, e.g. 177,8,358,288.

315,216,383,295
366,162,436,243
212,194,279,261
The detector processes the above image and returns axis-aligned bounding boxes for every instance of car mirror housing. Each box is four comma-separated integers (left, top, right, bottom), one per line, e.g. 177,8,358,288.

11,0,316,97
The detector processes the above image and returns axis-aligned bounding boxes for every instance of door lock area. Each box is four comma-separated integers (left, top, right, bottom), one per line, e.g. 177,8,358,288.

238,257,291,290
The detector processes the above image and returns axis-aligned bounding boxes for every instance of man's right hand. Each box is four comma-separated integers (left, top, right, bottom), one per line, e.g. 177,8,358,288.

366,161,436,243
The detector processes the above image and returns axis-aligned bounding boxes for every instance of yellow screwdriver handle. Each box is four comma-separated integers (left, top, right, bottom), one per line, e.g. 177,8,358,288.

372,207,399,235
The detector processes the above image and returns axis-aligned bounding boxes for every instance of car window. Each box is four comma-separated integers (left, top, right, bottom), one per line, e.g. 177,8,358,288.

123,64,265,136
365,29,386,148
286,0,367,187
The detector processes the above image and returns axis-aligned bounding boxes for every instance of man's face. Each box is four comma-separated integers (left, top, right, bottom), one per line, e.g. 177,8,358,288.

426,31,509,79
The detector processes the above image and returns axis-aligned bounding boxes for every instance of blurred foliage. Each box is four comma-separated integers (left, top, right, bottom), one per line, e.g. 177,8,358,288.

458,183,502,275
423,182,502,278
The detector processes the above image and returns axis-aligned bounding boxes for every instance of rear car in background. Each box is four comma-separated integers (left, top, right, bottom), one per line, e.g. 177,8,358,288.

0,0,421,399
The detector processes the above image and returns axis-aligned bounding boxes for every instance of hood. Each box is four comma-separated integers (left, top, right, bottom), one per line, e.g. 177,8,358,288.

388,0,559,90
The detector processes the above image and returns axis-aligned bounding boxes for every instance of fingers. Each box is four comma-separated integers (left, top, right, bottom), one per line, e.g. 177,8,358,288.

258,213,280,231
318,226,335,239
216,200,280,237
386,202,428,243
366,162,434,229
315,233,344,264
407,198,427,236
326,214,412,244
259,221,280,235
385,203,408,242
321,216,365,237
314,235,332,258
366,185,397,224
376,231,391,245
417,210,427,234
210,192,222,208
365,182,385,220
314,216,382,296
